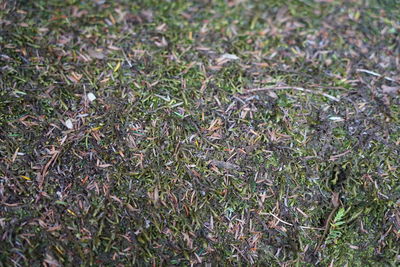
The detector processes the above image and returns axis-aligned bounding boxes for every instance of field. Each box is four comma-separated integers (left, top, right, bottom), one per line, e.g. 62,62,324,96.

1,0,399,265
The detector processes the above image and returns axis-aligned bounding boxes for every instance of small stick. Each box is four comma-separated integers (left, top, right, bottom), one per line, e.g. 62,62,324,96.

122,49,132,68
244,86,340,102
316,192,341,251
308,85,348,90
260,212,325,231
356,69,397,82
315,205,339,251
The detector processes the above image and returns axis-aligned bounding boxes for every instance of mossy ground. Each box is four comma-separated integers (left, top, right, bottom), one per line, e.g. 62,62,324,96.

1,0,399,266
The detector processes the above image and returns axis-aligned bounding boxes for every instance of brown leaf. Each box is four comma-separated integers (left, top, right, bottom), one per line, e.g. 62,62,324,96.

87,49,105,59
98,163,112,168
210,160,240,170
47,224,62,232
110,195,123,205
140,10,153,22
382,85,400,94
331,192,340,208
126,203,139,212
154,36,168,47
43,253,61,267
67,72,82,83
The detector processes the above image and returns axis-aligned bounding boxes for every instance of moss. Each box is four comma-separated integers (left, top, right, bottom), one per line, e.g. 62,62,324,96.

1,0,399,265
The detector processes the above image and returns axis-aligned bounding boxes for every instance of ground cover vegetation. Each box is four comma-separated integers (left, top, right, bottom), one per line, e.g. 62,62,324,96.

0,0,399,265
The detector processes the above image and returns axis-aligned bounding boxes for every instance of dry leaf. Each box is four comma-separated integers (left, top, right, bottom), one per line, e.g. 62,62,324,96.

43,253,61,267
87,49,105,59
67,72,82,83
331,192,340,208
126,203,139,212
216,53,240,65
220,53,239,60
210,160,240,170
98,164,112,168
382,85,400,94
268,91,278,99
154,36,168,47
140,10,153,22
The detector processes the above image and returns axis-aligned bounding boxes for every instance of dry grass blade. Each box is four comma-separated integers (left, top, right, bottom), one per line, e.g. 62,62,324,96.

1,0,399,266
244,86,340,102
356,69,398,82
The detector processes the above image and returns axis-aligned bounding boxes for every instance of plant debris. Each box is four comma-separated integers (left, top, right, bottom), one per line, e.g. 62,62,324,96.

0,0,399,265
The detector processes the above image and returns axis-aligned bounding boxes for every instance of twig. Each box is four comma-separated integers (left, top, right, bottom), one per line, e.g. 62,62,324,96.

316,192,341,251
308,85,349,90
244,86,340,102
39,148,60,190
356,69,397,82
315,204,339,251
122,49,132,68
260,212,325,231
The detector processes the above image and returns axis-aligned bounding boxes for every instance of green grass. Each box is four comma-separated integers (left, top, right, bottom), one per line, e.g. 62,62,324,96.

1,0,399,265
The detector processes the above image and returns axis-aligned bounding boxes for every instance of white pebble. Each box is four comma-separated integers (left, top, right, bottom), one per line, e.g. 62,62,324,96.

328,116,344,122
65,119,73,129
87,92,96,102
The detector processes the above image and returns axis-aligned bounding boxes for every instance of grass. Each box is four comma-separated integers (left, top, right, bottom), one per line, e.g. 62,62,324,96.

1,0,399,265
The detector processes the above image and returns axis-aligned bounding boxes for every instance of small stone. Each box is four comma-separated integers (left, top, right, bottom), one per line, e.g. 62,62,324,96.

329,116,344,122
87,92,96,102
65,119,73,129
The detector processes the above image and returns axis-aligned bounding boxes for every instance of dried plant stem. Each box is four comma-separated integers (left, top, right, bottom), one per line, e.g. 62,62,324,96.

244,86,340,102
356,68,397,82
259,212,325,231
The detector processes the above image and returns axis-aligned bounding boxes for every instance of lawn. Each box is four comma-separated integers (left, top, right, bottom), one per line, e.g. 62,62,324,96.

0,0,399,265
